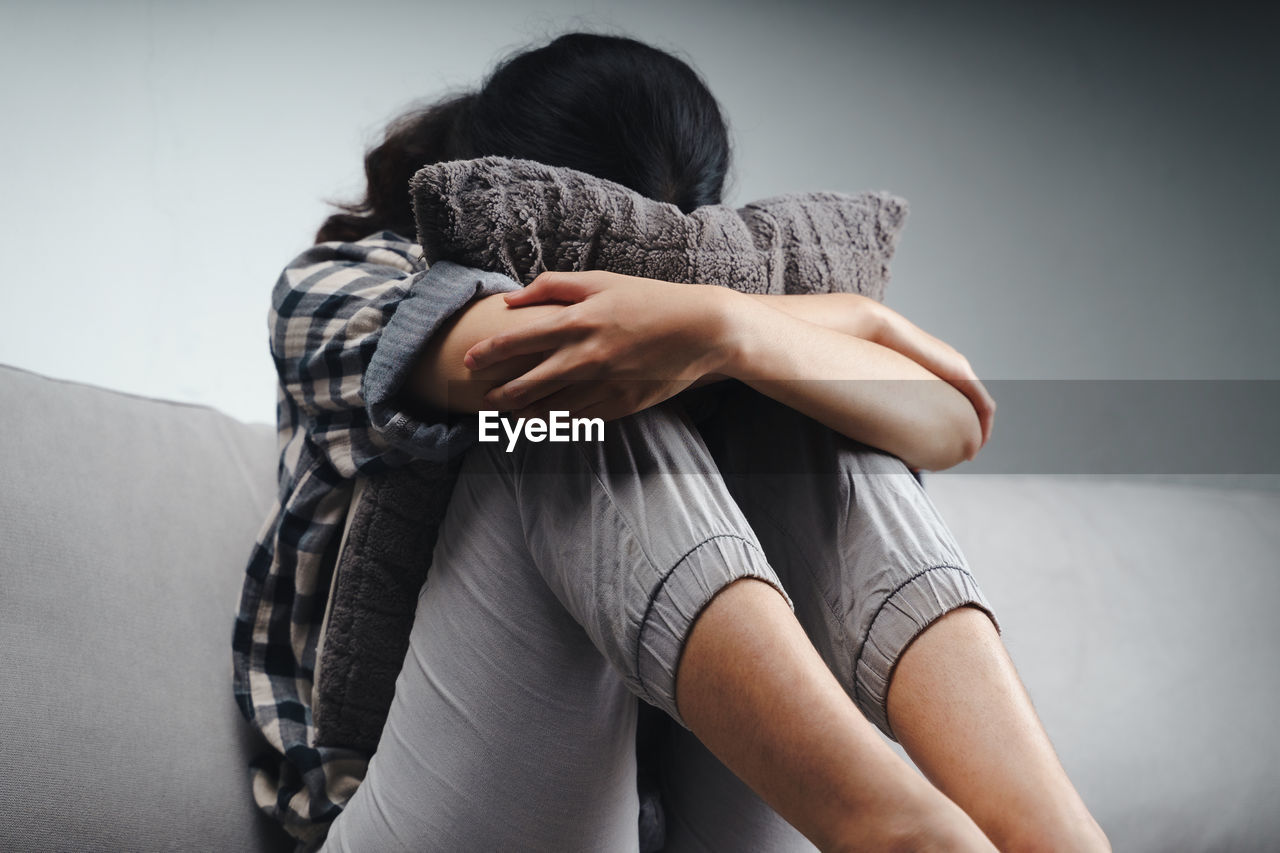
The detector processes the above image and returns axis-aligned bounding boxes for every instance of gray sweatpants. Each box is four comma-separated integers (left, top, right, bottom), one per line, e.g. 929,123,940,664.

321,384,997,852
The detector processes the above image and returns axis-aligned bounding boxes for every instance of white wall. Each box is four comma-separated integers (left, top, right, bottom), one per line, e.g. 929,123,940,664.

2,0,1276,426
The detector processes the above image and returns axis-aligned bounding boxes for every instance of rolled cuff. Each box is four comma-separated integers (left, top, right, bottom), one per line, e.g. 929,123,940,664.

635,533,792,727
853,565,1000,740
363,260,522,462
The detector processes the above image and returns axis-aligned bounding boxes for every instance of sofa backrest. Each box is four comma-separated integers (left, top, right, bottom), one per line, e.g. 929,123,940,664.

0,365,291,852
3,363,1279,851
924,472,1280,850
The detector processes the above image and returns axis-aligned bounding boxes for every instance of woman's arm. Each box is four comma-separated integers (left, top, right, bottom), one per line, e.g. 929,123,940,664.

409,291,566,414
740,292,882,339
741,291,996,452
410,271,985,471
719,292,983,471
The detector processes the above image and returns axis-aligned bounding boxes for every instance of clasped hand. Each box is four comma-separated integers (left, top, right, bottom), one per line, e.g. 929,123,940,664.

464,270,730,423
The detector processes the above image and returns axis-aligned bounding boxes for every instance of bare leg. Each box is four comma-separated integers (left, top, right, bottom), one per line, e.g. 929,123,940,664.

688,384,1108,850
887,607,1110,852
677,579,996,853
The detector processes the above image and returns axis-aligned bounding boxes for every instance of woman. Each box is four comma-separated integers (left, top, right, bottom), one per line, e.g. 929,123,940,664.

234,32,1109,852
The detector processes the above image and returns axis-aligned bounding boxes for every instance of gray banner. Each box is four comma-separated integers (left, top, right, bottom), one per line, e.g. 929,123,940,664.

446,379,1280,477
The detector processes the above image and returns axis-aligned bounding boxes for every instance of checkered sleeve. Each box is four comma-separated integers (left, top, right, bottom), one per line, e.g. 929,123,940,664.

271,234,522,476
235,233,526,845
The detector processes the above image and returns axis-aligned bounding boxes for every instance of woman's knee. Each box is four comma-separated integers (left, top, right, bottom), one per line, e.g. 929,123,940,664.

696,385,1000,737
465,399,789,724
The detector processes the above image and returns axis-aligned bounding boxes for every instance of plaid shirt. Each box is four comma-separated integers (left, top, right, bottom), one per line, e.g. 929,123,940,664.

232,232,520,847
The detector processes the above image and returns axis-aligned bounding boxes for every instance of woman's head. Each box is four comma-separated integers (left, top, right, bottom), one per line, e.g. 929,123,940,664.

316,33,731,243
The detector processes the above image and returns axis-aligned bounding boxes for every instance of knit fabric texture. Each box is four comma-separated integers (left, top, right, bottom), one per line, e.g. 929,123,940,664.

412,156,907,300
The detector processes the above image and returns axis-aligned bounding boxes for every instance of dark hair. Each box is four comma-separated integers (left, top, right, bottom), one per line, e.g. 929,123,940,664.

315,33,731,244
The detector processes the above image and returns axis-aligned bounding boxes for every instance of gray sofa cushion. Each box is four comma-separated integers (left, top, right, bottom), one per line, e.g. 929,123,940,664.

925,474,1280,851
2,361,1278,851
0,365,289,852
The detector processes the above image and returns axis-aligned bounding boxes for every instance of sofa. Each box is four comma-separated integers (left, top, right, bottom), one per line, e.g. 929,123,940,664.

1,361,1277,851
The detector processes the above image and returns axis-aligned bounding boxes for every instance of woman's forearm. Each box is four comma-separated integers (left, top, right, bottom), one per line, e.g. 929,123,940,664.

743,292,885,340
719,289,982,471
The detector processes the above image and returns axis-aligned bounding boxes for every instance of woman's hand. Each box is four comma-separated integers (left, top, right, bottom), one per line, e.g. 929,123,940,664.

462,270,734,421
865,305,997,450
747,293,995,451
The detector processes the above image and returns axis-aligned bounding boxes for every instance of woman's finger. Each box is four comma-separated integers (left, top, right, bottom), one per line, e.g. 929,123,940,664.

483,344,604,409
571,394,636,424
502,271,603,307
484,368,573,411
464,313,580,369
926,346,995,450
978,387,996,447
569,399,615,423
952,376,996,448
512,384,608,421
966,375,996,447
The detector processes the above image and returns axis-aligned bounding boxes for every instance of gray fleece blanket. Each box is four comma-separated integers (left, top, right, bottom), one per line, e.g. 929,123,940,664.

314,156,908,757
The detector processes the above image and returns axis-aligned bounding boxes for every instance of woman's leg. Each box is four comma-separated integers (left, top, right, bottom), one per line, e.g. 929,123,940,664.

674,578,992,852
678,383,1107,851
658,718,816,852
887,607,1110,851
321,435,645,852
323,400,988,852
510,398,988,850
